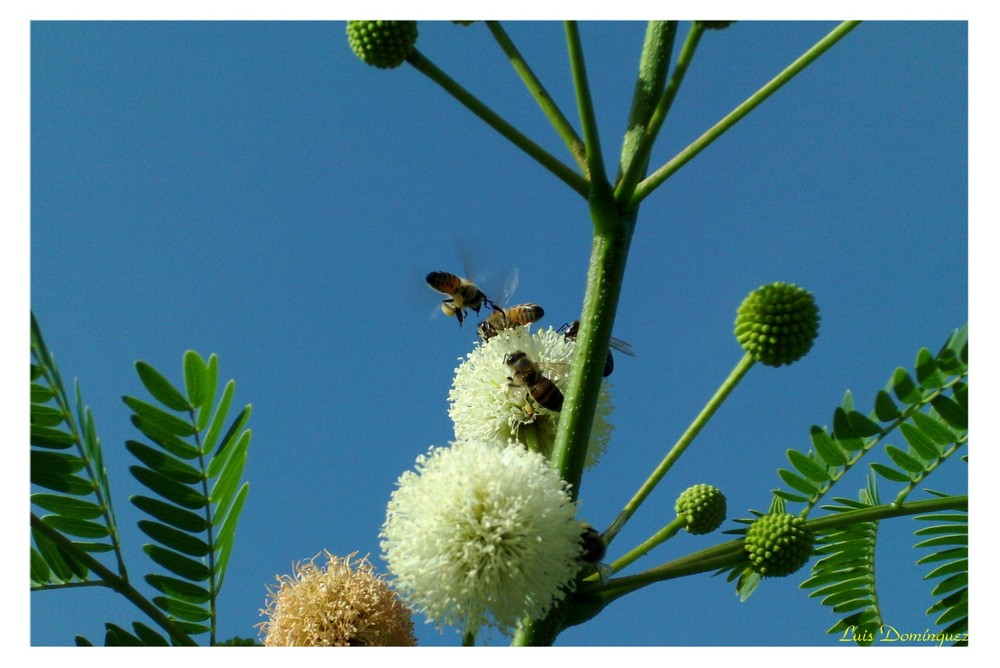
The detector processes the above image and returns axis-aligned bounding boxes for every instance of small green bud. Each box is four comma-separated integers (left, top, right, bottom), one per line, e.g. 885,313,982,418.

734,282,820,367
675,484,727,535
744,513,814,577
451,21,476,26
346,21,418,69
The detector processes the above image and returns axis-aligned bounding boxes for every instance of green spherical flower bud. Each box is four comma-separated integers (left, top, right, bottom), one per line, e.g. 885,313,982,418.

697,21,736,30
346,21,418,69
734,282,820,367
744,513,814,577
675,484,727,535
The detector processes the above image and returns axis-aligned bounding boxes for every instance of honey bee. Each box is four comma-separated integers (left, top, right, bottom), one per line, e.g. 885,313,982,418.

426,271,496,326
579,524,607,563
558,320,636,377
477,303,545,342
505,350,564,412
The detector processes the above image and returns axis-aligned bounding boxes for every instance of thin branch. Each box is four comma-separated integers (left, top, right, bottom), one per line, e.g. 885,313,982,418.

406,49,589,198
605,353,756,545
486,21,588,174
631,21,862,207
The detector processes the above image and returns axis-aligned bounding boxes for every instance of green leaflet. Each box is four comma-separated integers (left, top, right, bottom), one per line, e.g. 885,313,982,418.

138,520,211,557
891,368,923,404
30,424,77,449
129,415,201,460
30,548,52,585
144,544,212,581
910,411,957,446
931,395,966,430
914,511,968,640
131,496,208,533
200,380,235,455
40,515,111,539
182,351,215,413
884,445,925,473
899,422,942,459
154,596,213,622
31,404,66,427
810,426,848,466
787,449,831,482
873,390,901,422
126,440,204,484
213,482,249,590
123,396,197,437
870,463,911,483
146,574,212,604
130,466,206,510
135,361,191,412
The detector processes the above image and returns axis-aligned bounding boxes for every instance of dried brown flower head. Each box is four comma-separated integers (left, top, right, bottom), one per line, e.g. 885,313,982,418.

259,551,416,646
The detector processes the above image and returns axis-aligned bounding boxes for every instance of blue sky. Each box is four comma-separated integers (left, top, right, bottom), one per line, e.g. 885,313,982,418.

27,19,970,648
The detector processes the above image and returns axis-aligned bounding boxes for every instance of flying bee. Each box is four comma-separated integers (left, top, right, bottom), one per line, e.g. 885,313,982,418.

558,320,637,377
477,303,545,342
505,350,564,412
426,271,497,326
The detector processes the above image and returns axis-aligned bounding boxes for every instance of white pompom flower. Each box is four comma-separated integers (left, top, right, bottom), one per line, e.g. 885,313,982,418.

380,439,584,636
448,326,613,467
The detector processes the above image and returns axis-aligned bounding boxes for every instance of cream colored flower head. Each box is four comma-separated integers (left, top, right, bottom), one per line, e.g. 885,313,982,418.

448,325,613,467
258,551,416,646
380,439,584,636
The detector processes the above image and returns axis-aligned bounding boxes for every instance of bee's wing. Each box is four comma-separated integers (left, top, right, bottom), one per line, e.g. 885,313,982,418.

609,335,637,357
538,359,573,380
498,268,519,306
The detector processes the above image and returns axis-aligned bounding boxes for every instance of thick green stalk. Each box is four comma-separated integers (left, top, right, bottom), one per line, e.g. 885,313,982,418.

631,20,862,208
486,21,588,173
615,21,700,207
615,21,676,188
552,219,632,497
604,353,756,545
514,24,677,645
406,49,589,198
549,22,625,498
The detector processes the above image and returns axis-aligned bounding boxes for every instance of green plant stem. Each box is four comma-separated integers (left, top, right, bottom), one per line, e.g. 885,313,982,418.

607,517,685,575
30,513,198,646
486,21,588,174
565,21,609,192
191,411,219,646
584,495,967,604
630,20,862,208
605,353,756,545
615,21,700,208
513,25,632,647
615,21,676,190
405,49,589,198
